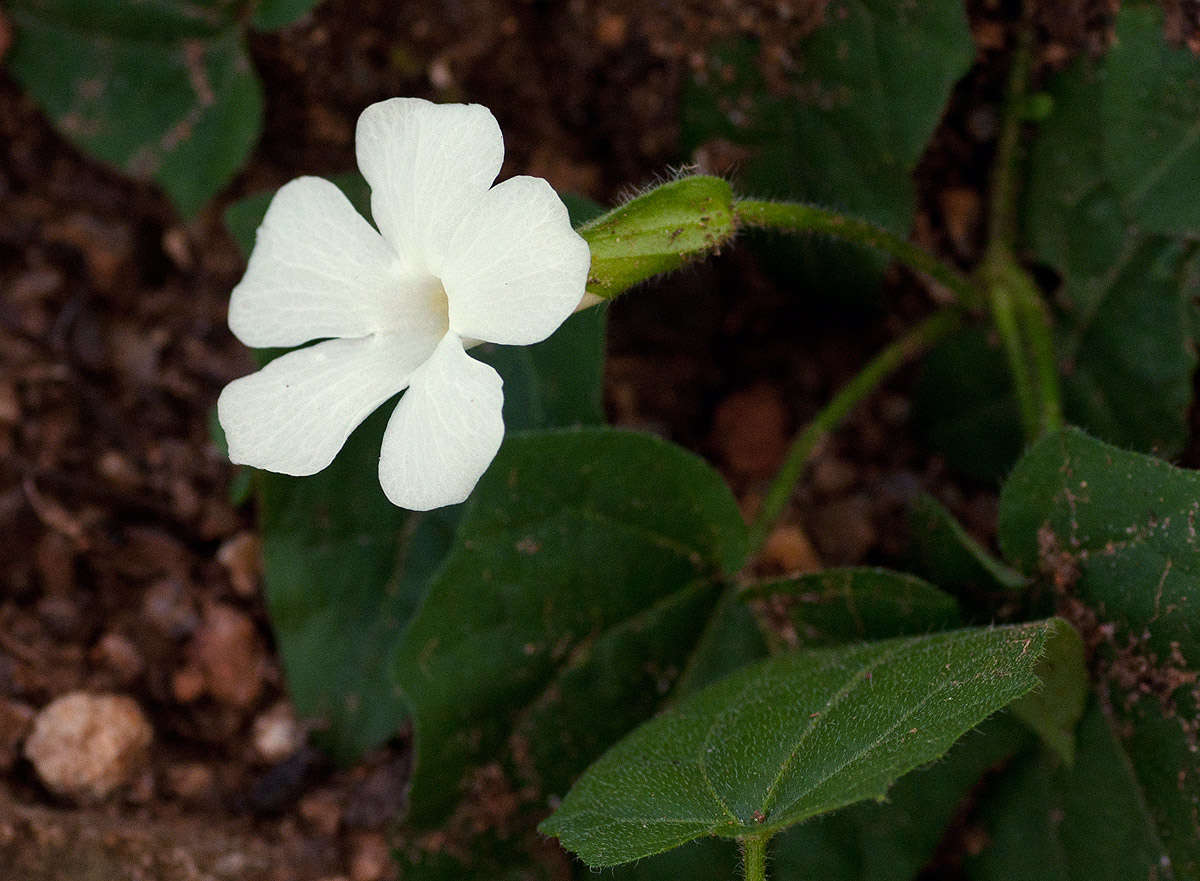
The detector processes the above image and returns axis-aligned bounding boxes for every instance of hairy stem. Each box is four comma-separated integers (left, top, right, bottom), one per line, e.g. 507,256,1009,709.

747,308,962,556
980,22,1064,439
734,199,980,308
742,836,769,881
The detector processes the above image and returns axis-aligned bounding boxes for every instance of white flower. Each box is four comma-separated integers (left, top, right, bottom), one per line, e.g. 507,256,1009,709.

217,98,591,510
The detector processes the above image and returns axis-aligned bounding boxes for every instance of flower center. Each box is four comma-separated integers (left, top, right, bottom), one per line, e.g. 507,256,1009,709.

396,274,451,340
426,278,450,336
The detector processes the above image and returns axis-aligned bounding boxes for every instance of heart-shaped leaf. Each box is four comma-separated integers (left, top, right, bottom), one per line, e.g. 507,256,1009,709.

681,0,972,300
8,0,263,216
999,427,1200,661
601,713,1030,881
393,429,748,825
999,428,1200,873
541,618,1074,867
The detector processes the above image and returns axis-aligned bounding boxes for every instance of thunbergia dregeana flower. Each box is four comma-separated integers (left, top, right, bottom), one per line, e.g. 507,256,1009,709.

217,98,591,510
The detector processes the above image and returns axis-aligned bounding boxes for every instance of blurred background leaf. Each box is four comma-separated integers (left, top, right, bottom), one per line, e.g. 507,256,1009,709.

680,0,972,303
6,0,326,217
966,700,1177,881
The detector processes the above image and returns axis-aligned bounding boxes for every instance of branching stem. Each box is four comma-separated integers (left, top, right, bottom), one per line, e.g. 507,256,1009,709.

980,22,1064,439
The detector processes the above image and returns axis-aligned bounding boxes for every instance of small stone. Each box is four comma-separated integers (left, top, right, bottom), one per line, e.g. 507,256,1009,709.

712,385,789,478
161,227,193,270
193,603,265,709
972,19,1005,50
251,701,305,764
427,57,453,90
43,212,133,291
299,788,343,836
24,692,153,802
164,761,215,803
36,595,83,639
595,13,628,47
90,631,144,684
349,832,393,881
0,698,35,771
142,578,200,639
217,532,261,598
762,525,822,574
0,380,19,424
172,665,206,703
96,450,141,491
809,495,877,563
344,755,410,830
810,456,857,495
939,187,982,258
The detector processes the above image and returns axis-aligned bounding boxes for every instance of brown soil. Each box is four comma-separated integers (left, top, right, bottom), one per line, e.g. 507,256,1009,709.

0,1,1131,879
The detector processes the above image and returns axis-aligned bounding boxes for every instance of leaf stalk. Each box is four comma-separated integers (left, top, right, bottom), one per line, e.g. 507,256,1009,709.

747,308,963,556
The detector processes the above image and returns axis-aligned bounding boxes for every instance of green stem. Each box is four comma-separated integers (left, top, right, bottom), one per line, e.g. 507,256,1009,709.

734,199,980,308
980,22,1064,439
747,308,962,556
1018,284,1063,433
742,836,768,881
985,264,1040,439
985,26,1031,256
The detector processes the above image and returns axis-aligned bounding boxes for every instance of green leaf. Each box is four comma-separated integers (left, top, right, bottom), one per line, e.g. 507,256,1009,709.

9,0,263,216
683,2,970,227
475,305,607,432
1025,15,1199,457
1113,684,1200,877
1102,7,1200,238
772,713,1030,881
907,494,1027,593
912,327,1024,480
743,568,961,646
999,427,1200,661
393,429,748,825
540,618,1073,867
672,586,769,699
681,1,971,297
577,176,735,301
257,406,452,763
252,0,323,30
1009,623,1087,765
967,700,1174,881
601,715,1030,881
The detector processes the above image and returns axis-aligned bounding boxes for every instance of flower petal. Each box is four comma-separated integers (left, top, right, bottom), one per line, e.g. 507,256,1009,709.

228,177,424,348
442,175,591,346
218,332,440,476
378,334,504,510
356,98,503,276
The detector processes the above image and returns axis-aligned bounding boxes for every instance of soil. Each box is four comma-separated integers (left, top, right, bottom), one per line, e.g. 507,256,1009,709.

0,1,1167,880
